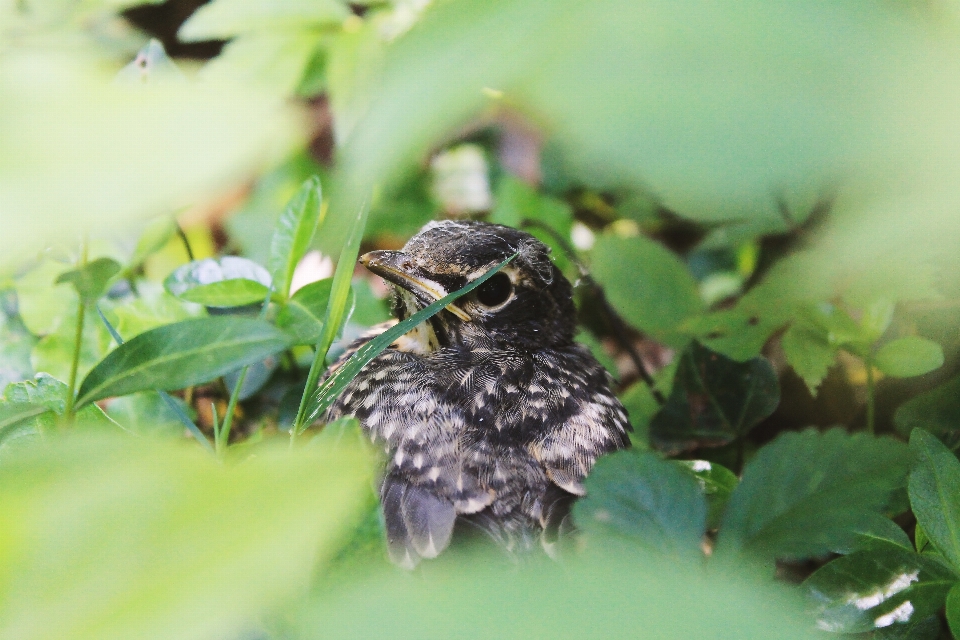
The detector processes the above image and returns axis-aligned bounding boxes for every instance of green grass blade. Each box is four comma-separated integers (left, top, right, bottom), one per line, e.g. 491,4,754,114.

303,252,518,427
291,201,369,438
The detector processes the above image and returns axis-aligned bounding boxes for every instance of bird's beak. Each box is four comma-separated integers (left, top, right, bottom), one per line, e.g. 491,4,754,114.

360,250,472,322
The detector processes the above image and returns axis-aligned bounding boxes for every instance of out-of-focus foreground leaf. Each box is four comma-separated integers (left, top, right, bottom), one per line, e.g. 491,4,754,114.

291,548,824,640
715,428,910,565
0,433,373,640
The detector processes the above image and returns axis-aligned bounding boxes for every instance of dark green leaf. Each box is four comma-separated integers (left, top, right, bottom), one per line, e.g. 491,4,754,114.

268,175,323,299
55,258,122,303
649,342,779,454
829,513,913,556
0,432,372,640
683,308,785,362
946,582,960,640
875,337,944,378
894,375,960,439
908,429,960,571
591,234,703,348
715,428,911,564
573,450,706,558
305,254,517,425
76,317,292,407
675,459,738,530
803,541,956,634
276,279,357,345
164,257,271,308
782,323,838,396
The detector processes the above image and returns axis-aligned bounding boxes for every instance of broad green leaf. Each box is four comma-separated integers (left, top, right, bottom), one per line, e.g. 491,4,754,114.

179,0,349,41
572,450,706,558
104,392,195,438
829,513,913,556
782,323,838,396
947,582,960,640
305,253,517,425
276,279,356,345
803,541,956,634
908,429,960,571
55,258,121,303
916,523,930,553
649,342,779,454
683,308,786,362
0,432,373,640
874,337,944,378
76,317,292,407
292,548,822,640
164,257,271,308
675,459,738,530
591,234,702,348
268,175,324,300
715,428,911,565
894,375,960,439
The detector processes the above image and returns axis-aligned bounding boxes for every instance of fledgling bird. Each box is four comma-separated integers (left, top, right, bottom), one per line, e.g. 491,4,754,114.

324,220,630,567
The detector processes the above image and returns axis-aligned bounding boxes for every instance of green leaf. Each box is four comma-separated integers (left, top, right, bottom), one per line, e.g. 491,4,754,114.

675,459,738,530
572,450,706,558
591,234,703,348
104,391,195,438
894,375,960,439
305,253,517,425
683,308,786,362
875,337,944,378
76,317,292,407
106,282,202,341
649,342,779,454
179,0,349,41
268,175,324,299
164,257,272,308
803,541,956,634
0,313,36,389
276,279,357,345
715,428,911,564
55,258,121,303
1,374,120,436
946,582,960,640
908,429,960,572
14,259,77,336
128,216,177,270
0,432,373,640
782,323,838,395
293,548,822,640
832,513,914,555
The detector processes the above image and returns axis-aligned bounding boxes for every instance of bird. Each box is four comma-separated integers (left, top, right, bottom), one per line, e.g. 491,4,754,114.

323,220,630,567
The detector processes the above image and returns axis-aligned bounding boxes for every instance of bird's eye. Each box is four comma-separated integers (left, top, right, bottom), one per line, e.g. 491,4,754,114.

475,272,513,307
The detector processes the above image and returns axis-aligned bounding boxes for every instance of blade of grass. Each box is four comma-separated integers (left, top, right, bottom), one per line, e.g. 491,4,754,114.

290,201,369,442
96,305,214,453
302,252,518,428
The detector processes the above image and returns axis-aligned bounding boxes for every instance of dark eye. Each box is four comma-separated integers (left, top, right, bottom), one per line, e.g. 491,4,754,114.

475,272,513,307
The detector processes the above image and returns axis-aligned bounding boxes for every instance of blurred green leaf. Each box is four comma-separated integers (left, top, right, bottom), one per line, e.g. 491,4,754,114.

894,375,960,439
573,450,706,558
115,39,186,86
306,253,516,424
715,428,911,565
649,342,779,453
276,279,356,345
76,317,292,407
591,234,703,348
874,337,944,378
0,432,373,640
908,429,960,572
0,312,35,388
349,279,391,327
179,0,348,41
292,548,822,640
31,306,112,384
104,391,195,438
829,513,914,556
128,217,178,271
782,324,838,396
675,459,738,530
803,541,956,634
14,259,77,336
55,258,121,303
1,374,120,436
164,257,272,308
268,175,324,300
105,282,202,341
683,308,785,362
947,582,960,640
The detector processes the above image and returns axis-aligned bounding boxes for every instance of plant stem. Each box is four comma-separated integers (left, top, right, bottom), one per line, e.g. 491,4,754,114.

865,355,876,435
217,368,249,457
63,241,89,425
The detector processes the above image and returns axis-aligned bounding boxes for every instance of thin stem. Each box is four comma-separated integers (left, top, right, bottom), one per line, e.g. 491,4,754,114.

865,355,876,435
63,240,89,424
176,223,195,262
211,401,221,452
217,369,248,456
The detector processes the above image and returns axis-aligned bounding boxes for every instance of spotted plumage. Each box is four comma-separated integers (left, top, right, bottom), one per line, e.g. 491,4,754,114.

324,220,630,567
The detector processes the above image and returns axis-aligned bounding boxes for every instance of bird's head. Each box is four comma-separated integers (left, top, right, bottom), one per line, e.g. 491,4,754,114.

360,220,576,352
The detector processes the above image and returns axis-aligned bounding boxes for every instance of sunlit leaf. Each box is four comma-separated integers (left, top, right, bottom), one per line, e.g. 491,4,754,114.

268,176,324,299
908,429,960,572
874,337,944,378
715,428,911,565
76,317,292,407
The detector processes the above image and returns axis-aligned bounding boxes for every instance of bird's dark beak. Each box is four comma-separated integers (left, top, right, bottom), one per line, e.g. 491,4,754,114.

360,250,472,321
